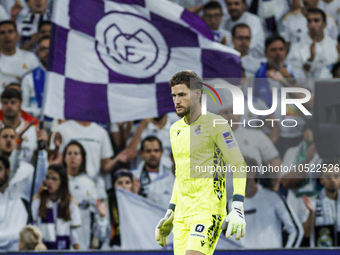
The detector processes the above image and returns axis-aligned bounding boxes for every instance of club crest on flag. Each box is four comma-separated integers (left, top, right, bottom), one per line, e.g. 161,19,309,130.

44,0,241,123
95,12,169,78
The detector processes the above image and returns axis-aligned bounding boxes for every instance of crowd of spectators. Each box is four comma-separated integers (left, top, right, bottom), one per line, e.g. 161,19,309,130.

0,0,340,251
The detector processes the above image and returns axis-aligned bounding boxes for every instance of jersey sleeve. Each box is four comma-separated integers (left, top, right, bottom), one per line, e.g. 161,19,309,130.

169,177,178,206
100,128,114,159
212,120,247,197
70,199,82,228
275,193,303,248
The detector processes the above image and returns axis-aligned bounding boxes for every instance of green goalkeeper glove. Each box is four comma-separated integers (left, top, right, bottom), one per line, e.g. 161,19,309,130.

155,206,175,247
222,201,246,240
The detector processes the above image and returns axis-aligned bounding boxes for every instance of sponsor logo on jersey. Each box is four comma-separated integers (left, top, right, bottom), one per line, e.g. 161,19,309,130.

177,130,181,136
201,240,206,247
195,125,201,135
195,224,205,233
222,131,237,150
190,233,206,238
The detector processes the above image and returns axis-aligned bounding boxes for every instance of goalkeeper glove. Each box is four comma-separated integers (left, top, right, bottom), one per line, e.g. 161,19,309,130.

222,200,246,240
155,206,175,247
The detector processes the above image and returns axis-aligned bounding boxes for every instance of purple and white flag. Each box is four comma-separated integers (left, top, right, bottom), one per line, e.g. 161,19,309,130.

44,0,241,122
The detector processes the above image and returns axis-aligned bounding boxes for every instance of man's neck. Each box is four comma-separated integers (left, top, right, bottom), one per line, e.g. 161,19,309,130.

3,117,20,129
184,106,201,125
310,32,325,43
151,116,167,130
267,62,285,71
0,182,9,194
145,164,159,173
76,121,91,127
231,12,244,22
325,189,338,200
1,47,17,56
245,181,258,198
240,51,248,57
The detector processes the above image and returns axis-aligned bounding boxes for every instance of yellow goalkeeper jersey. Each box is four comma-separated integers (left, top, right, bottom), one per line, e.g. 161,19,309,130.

170,112,246,218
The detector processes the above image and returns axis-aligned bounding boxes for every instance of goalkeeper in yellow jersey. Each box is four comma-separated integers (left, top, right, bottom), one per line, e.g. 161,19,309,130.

155,70,247,255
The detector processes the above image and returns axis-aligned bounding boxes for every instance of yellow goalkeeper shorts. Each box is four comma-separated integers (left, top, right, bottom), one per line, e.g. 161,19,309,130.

173,214,224,255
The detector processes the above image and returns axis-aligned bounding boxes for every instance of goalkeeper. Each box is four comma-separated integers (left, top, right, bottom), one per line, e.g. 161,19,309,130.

155,71,247,255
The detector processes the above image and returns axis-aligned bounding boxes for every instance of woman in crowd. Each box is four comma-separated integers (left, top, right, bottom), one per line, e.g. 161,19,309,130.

62,140,108,250
18,226,46,251
31,164,81,250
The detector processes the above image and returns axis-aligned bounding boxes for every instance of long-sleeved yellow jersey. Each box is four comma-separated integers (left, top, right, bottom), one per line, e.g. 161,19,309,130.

170,112,247,218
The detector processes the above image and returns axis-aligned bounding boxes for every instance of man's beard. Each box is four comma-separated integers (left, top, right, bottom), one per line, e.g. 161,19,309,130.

326,187,338,194
176,107,190,118
145,160,160,170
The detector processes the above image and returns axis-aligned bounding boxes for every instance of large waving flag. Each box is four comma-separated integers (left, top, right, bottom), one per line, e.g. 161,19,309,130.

44,0,241,122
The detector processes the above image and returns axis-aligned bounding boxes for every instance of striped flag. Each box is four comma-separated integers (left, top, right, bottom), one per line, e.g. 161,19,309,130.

44,0,241,122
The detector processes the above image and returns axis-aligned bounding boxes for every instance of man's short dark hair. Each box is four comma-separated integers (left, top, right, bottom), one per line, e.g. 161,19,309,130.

38,35,50,45
1,88,22,102
38,20,52,31
6,82,20,89
265,36,286,50
0,20,17,32
232,23,251,37
141,135,163,152
203,1,222,12
307,8,326,23
170,70,202,89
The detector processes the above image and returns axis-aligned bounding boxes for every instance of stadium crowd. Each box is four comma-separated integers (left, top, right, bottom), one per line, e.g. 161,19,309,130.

0,0,340,251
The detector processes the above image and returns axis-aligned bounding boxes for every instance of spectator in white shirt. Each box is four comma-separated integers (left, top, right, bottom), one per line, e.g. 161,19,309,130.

231,23,263,77
50,120,132,194
288,8,338,78
246,0,290,37
0,156,29,251
281,120,322,229
31,164,82,250
237,157,303,248
0,20,40,92
282,0,338,44
131,136,173,202
62,141,108,250
202,1,231,46
217,101,282,191
253,36,314,157
223,0,265,58
21,35,50,117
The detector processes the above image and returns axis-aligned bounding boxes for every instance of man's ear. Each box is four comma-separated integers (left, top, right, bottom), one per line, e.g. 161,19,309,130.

196,88,202,100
